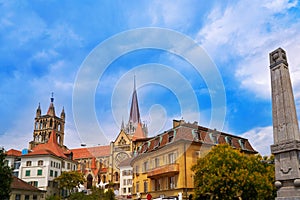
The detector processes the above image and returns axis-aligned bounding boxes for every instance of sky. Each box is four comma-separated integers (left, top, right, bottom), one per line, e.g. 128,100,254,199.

1,0,300,156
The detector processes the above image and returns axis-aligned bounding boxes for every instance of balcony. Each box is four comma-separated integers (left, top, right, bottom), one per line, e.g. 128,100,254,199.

147,163,179,178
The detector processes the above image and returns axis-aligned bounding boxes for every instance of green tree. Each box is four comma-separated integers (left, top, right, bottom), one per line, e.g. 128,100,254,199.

192,144,275,200
55,171,85,196
0,148,12,200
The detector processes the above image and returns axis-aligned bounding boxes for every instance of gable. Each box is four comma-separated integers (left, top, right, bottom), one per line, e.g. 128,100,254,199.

114,130,131,146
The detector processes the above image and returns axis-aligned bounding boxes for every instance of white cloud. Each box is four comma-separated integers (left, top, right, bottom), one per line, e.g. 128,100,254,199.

197,0,300,100
240,126,273,156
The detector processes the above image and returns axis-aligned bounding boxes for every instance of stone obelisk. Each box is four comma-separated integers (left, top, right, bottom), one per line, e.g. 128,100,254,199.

270,47,300,199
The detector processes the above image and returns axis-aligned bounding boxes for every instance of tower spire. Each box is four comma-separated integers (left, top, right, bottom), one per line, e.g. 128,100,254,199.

129,76,141,124
47,92,56,116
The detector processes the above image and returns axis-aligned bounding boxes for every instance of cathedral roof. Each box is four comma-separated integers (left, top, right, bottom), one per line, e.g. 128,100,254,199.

72,145,110,160
132,123,146,141
24,130,72,160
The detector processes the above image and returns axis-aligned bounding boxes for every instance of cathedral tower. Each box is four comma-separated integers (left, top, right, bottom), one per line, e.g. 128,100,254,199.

124,77,148,137
29,94,66,150
270,48,300,198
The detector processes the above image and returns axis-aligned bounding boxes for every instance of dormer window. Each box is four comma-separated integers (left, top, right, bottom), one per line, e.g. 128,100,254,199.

154,137,161,149
225,136,232,146
239,139,245,149
168,132,174,143
209,133,218,144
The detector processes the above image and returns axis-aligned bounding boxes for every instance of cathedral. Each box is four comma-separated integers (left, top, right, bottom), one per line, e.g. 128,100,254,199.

72,78,149,190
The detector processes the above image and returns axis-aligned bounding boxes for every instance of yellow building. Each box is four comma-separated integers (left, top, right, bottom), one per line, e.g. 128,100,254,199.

131,119,257,199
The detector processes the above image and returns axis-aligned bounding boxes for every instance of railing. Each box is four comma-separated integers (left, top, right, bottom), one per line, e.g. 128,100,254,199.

147,163,179,178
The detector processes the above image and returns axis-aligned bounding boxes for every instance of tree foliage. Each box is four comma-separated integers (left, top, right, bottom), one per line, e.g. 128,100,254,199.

55,171,85,195
0,148,12,200
68,188,115,200
192,144,275,200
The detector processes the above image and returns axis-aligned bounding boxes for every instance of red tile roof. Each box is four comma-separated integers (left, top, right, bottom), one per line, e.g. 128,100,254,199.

72,145,110,160
11,176,44,192
24,130,72,160
135,120,257,155
6,149,22,157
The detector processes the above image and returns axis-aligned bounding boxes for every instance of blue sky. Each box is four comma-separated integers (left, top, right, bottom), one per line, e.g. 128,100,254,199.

1,0,300,156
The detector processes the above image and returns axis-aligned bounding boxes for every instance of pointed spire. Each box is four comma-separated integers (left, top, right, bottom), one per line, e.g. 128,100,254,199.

129,76,141,124
121,117,125,130
60,106,65,120
47,92,56,116
36,103,41,117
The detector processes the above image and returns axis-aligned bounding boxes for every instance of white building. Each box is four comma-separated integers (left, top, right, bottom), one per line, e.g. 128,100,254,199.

19,130,77,196
119,158,133,198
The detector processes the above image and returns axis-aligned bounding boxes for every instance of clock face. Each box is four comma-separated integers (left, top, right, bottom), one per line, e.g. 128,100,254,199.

115,152,129,169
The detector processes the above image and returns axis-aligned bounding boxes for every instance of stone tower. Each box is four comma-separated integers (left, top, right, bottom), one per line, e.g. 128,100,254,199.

270,47,300,198
29,94,65,149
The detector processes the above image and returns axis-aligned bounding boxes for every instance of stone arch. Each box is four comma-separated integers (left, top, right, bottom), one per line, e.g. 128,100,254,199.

87,174,93,189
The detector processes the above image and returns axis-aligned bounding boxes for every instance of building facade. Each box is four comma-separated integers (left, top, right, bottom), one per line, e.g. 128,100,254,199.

131,119,257,199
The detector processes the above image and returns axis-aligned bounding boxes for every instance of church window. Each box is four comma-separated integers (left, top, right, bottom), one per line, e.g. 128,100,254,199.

115,172,119,182
58,124,61,131
26,161,32,166
37,169,42,176
38,160,43,166
35,122,39,130
25,170,30,176
50,119,53,127
103,175,106,183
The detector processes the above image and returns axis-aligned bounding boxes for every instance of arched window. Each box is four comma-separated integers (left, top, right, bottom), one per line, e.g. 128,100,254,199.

98,175,101,184
103,175,106,183
26,161,32,166
38,160,43,166
115,172,119,182
50,119,53,127
87,174,93,189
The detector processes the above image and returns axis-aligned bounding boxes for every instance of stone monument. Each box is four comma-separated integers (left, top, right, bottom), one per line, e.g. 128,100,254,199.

270,47,300,199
